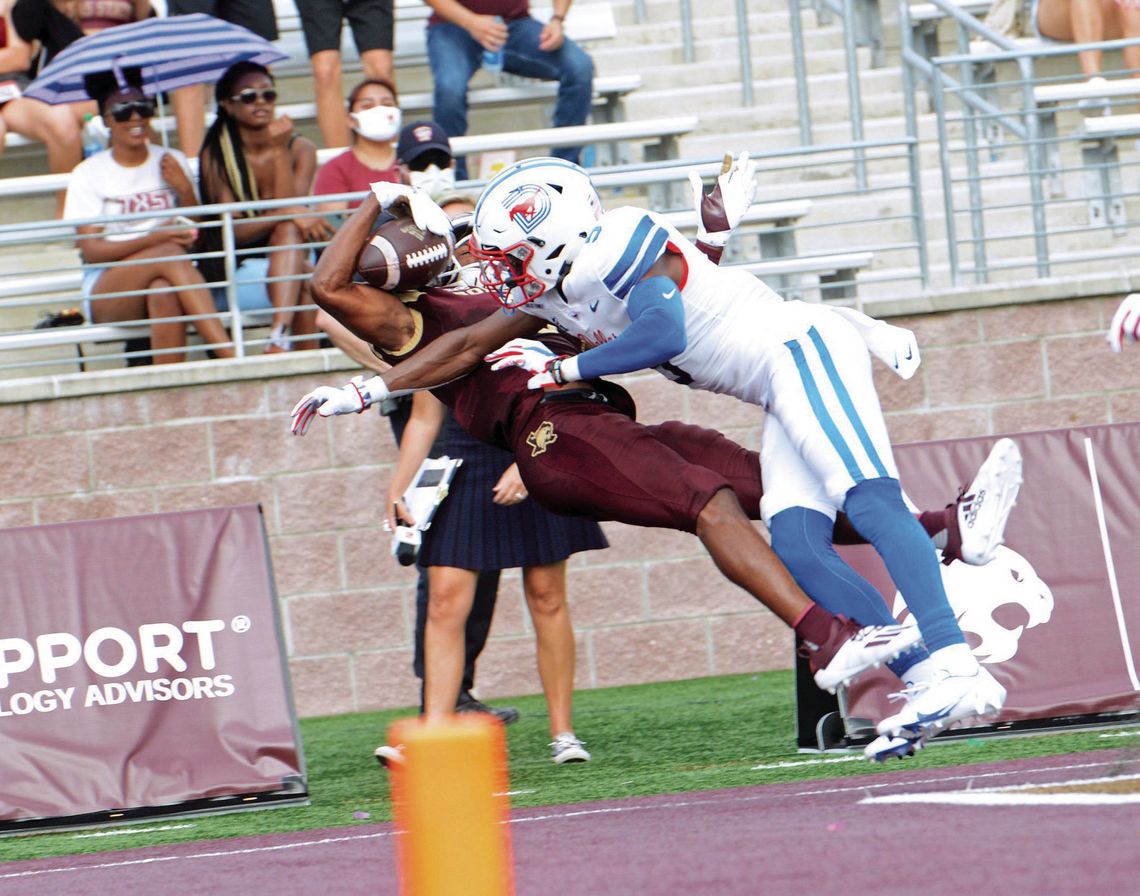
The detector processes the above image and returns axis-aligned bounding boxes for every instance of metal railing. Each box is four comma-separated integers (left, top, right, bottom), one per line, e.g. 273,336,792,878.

0,192,355,375
899,0,1140,286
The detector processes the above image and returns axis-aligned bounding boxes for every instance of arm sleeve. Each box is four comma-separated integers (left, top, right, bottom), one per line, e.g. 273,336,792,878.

570,275,687,380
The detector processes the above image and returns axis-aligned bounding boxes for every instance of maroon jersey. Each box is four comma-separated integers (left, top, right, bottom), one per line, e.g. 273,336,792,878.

370,284,629,450
368,285,762,533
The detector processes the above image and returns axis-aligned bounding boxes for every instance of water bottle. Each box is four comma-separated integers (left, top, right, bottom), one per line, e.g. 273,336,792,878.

482,17,504,74
82,113,106,158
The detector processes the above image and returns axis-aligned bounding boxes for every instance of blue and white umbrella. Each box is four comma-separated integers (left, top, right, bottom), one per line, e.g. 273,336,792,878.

24,13,287,106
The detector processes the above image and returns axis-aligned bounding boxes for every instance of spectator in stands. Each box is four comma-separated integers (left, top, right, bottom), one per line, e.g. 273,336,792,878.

1035,0,1140,82
12,0,83,67
312,77,402,212
423,0,594,178
0,0,86,216
64,67,235,363
166,0,278,155
197,61,331,353
294,0,396,149
74,0,151,34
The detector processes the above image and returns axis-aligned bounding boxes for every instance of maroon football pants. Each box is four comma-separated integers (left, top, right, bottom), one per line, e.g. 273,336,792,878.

511,397,763,533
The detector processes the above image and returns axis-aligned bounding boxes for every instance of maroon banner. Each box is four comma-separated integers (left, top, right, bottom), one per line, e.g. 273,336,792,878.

841,422,1140,729
0,505,306,829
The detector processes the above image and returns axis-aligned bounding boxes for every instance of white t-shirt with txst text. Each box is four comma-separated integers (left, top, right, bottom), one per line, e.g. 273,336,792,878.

63,144,193,240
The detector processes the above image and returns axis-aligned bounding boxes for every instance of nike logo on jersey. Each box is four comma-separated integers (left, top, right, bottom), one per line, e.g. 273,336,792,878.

662,289,677,299
589,300,600,312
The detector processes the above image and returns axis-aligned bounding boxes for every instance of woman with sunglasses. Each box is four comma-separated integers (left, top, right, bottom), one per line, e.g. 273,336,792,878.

62,67,235,364
197,61,333,354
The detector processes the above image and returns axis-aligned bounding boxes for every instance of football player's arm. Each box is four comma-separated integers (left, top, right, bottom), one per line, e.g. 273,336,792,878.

556,274,686,382
383,308,545,393
292,301,543,433
688,152,758,265
310,192,417,352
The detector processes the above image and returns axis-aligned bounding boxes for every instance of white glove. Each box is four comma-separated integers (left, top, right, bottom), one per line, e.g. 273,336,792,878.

830,306,921,380
370,181,453,238
687,151,758,248
1106,293,1140,353
485,338,559,374
290,375,390,435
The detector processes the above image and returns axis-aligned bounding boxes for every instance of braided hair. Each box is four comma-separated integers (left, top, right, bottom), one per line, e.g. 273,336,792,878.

198,61,273,214
195,62,272,279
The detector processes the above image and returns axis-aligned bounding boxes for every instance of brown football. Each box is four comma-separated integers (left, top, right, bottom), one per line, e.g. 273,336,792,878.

356,217,454,291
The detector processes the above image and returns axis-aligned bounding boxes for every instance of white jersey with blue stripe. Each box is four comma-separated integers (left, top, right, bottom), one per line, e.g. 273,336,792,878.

521,205,899,513
526,205,841,405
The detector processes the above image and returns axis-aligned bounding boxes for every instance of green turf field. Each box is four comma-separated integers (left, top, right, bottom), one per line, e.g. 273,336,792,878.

1,670,1134,862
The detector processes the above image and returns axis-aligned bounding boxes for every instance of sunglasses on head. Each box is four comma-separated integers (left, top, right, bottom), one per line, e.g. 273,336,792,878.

108,99,156,122
229,87,278,105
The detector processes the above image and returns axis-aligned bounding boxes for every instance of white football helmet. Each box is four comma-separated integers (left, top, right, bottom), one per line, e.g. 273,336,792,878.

471,157,602,309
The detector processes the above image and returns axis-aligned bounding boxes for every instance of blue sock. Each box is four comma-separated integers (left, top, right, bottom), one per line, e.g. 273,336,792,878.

843,477,965,653
770,506,902,627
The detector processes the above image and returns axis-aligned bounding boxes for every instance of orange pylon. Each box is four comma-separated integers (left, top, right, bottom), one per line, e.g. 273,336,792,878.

388,714,515,896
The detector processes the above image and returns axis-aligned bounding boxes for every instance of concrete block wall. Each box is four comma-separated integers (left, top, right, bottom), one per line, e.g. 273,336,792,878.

0,293,1137,718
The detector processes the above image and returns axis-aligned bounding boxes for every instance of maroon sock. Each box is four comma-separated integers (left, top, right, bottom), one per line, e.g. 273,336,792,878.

917,509,947,538
794,604,836,647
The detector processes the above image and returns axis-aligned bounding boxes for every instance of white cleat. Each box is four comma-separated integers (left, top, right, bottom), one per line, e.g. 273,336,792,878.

876,665,1007,737
863,731,925,763
810,617,924,694
946,437,1023,566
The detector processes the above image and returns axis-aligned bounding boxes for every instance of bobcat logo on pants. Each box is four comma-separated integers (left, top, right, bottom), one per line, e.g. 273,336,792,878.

526,422,558,457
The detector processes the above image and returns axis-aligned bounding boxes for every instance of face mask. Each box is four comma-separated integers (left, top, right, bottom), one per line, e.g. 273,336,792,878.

350,105,401,143
409,164,456,202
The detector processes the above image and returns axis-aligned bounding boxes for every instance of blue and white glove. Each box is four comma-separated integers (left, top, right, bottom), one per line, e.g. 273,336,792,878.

830,306,921,380
290,375,391,435
687,151,758,249
1107,293,1140,353
369,181,453,237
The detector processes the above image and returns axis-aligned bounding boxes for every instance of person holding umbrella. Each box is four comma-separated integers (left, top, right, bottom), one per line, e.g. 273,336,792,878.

63,66,235,363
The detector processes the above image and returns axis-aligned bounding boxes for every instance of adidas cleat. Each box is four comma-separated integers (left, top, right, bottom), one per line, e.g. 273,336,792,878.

876,665,1007,737
863,732,925,763
944,438,1023,566
810,617,924,694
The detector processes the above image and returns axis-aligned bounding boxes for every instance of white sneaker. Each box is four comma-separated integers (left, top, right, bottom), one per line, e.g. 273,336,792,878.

876,665,1006,737
863,731,925,763
374,744,404,769
809,617,924,694
947,437,1022,566
551,732,590,764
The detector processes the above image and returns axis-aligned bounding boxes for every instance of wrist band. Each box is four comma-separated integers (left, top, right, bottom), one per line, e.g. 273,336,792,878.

550,13,564,23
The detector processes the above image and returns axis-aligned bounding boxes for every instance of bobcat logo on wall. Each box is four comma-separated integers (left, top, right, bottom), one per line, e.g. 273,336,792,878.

892,546,1055,664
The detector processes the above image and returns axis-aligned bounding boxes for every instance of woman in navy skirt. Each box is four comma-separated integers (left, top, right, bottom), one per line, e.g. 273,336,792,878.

389,391,607,764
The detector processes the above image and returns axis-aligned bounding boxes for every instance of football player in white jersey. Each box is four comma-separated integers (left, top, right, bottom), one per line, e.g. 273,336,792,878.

470,157,1010,759
300,157,1020,759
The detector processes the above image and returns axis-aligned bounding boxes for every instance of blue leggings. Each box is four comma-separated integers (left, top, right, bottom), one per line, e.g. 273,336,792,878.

770,504,931,678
